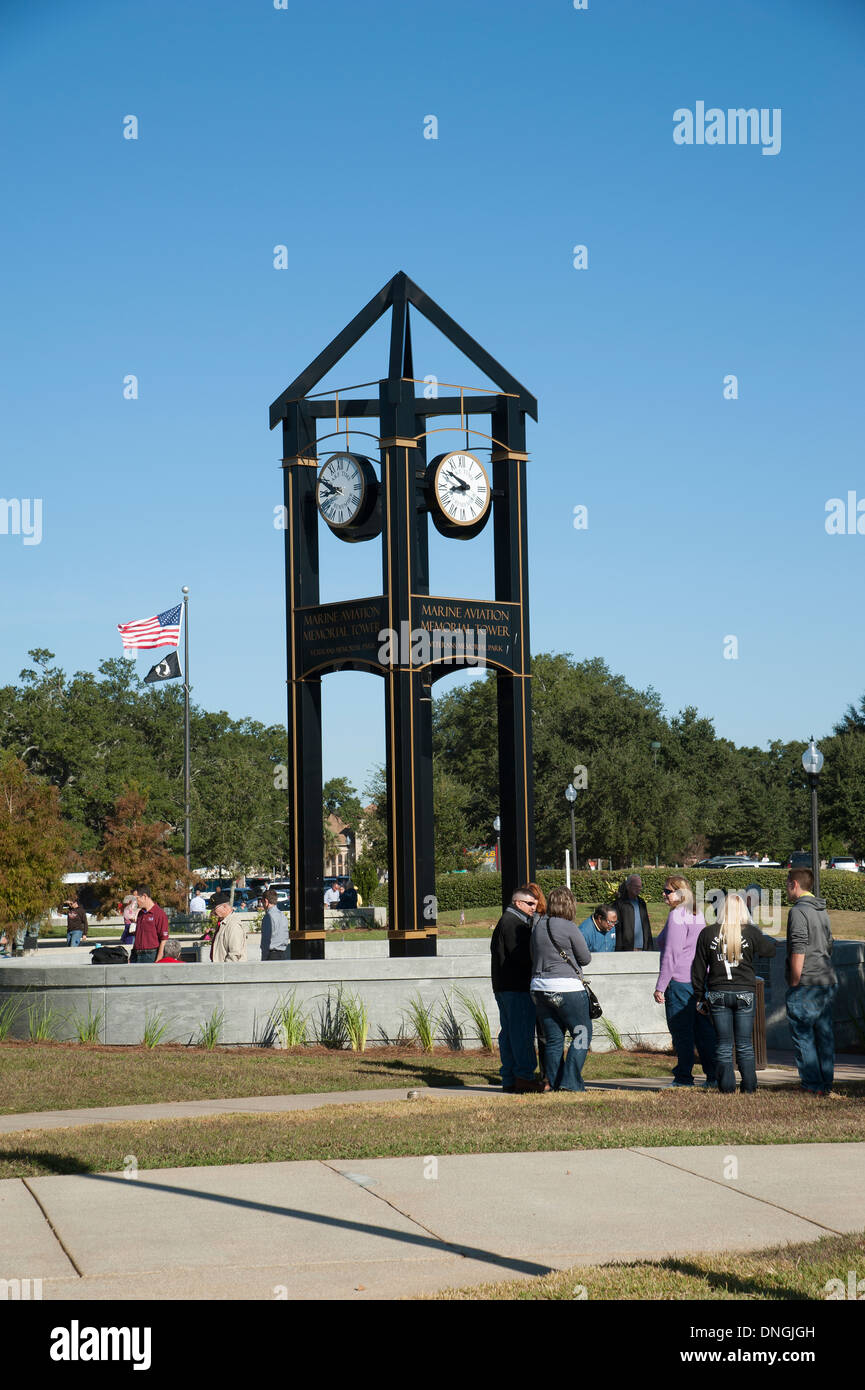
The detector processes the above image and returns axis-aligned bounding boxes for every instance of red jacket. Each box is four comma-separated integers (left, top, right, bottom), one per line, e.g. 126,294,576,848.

135,904,170,951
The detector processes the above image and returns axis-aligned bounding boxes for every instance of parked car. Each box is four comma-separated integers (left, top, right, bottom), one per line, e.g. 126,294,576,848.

227,889,258,910
786,852,813,869
695,856,760,869
267,880,291,910
828,856,859,872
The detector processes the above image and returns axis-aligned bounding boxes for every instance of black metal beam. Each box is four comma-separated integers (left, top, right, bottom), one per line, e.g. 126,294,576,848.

404,275,538,419
388,275,408,381
380,378,436,957
491,395,536,905
269,274,400,428
302,395,517,419
283,402,325,960
270,271,537,426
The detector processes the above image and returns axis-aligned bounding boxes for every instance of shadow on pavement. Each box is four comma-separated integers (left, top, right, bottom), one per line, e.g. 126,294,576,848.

16,1164,554,1279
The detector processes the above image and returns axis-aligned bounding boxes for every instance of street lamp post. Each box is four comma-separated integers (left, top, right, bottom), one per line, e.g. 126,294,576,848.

493,815,501,873
182,585,191,872
802,736,824,897
650,741,661,868
564,784,577,875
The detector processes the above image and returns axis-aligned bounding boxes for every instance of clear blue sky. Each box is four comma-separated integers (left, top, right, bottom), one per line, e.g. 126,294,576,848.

2,0,863,797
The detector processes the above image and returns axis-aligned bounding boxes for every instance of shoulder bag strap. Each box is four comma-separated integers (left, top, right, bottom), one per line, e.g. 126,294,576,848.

545,917,581,976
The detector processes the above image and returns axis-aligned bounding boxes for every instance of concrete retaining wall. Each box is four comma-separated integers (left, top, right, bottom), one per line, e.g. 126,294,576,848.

1,940,862,1053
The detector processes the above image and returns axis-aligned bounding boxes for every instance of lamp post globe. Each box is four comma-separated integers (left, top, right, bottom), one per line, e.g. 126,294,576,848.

564,783,578,876
802,738,824,777
802,736,823,895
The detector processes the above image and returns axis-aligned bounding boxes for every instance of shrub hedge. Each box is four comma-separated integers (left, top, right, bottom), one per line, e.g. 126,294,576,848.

416,868,865,914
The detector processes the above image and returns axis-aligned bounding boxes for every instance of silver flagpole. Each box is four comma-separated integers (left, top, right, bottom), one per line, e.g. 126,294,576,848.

182,586,191,871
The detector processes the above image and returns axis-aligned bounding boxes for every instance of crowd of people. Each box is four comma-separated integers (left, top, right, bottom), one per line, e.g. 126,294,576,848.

51,869,840,1097
54,877,366,966
491,868,838,1098
58,884,292,964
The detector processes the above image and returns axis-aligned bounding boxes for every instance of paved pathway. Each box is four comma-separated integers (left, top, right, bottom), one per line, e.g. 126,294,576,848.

2,1054,864,1135
3,1142,863,1300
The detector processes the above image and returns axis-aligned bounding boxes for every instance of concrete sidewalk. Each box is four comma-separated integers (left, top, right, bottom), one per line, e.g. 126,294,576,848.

3,1142,863,1301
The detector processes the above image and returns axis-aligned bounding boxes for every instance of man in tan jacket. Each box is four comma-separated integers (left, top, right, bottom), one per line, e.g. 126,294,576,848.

208,892,248,962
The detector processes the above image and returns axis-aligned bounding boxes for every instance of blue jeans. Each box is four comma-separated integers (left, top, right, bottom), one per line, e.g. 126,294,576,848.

495,991,537,1086
531,989,592,1092
665,979,717,1084
707,990,756,1093
132,948,158,963
66,930,83,947
786,984,837,1092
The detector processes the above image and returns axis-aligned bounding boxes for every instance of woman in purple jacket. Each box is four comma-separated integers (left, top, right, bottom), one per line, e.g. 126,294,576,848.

654,876,717,1088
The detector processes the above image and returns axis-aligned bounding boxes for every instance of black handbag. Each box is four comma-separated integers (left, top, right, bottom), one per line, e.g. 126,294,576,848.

544,917,603,1019
90,944,129,965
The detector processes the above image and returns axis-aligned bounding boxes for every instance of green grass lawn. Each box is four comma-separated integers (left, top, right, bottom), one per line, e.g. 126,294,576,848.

1,1084,863,1181
34,902,865,942
430,1228,865,1301
0,1041,675,1115
291,902,865,942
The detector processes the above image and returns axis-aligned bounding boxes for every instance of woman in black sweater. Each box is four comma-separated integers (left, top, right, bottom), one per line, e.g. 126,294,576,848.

691,892,776,1094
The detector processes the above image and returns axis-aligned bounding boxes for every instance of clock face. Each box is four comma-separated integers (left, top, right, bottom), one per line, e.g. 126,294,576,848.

432,451,491,527
317,453,366,528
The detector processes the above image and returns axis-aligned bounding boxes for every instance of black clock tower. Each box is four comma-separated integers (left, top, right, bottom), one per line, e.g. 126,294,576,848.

269,272,537,958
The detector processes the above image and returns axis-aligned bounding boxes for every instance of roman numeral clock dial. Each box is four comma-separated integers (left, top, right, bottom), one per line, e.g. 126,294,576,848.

427,450,492,539
316,453,381,542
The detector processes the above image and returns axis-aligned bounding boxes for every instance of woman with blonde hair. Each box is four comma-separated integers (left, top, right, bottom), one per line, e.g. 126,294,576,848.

654,875,717,1088
691,891,777,1094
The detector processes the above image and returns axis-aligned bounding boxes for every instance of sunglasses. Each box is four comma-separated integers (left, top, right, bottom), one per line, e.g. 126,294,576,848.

662,887,674,895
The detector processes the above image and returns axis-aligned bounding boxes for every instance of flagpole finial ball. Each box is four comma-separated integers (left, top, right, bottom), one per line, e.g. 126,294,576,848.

182,586,189,595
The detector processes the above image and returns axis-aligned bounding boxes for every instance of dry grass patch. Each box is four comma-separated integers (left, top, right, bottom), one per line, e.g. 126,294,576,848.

1,1085,863,1180
430,1229,865,1300
0,1041,674,1115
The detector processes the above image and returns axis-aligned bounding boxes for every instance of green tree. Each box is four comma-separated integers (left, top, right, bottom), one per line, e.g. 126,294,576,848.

0,752,75,931
192,745,285,880
323,776,363,866
93,786,192,912
821,730,865,856
360,766,389,872
352,856,379,903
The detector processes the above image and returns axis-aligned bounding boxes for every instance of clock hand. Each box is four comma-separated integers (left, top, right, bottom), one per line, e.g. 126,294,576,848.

445,471,470,491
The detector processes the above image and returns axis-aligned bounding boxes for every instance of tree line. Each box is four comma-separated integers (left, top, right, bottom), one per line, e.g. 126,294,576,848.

2,649,865,930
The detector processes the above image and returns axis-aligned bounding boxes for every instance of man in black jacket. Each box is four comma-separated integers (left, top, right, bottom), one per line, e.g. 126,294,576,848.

490,886,540,1092
615,875,653,952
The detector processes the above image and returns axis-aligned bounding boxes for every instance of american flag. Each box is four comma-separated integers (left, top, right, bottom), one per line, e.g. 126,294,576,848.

117,604,182,650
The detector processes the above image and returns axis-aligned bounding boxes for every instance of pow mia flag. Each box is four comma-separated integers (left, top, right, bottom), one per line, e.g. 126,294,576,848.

144,651,182,683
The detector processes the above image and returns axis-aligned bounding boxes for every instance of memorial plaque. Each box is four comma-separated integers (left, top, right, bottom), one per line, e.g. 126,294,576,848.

298,596,388,677
411,595,521,677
